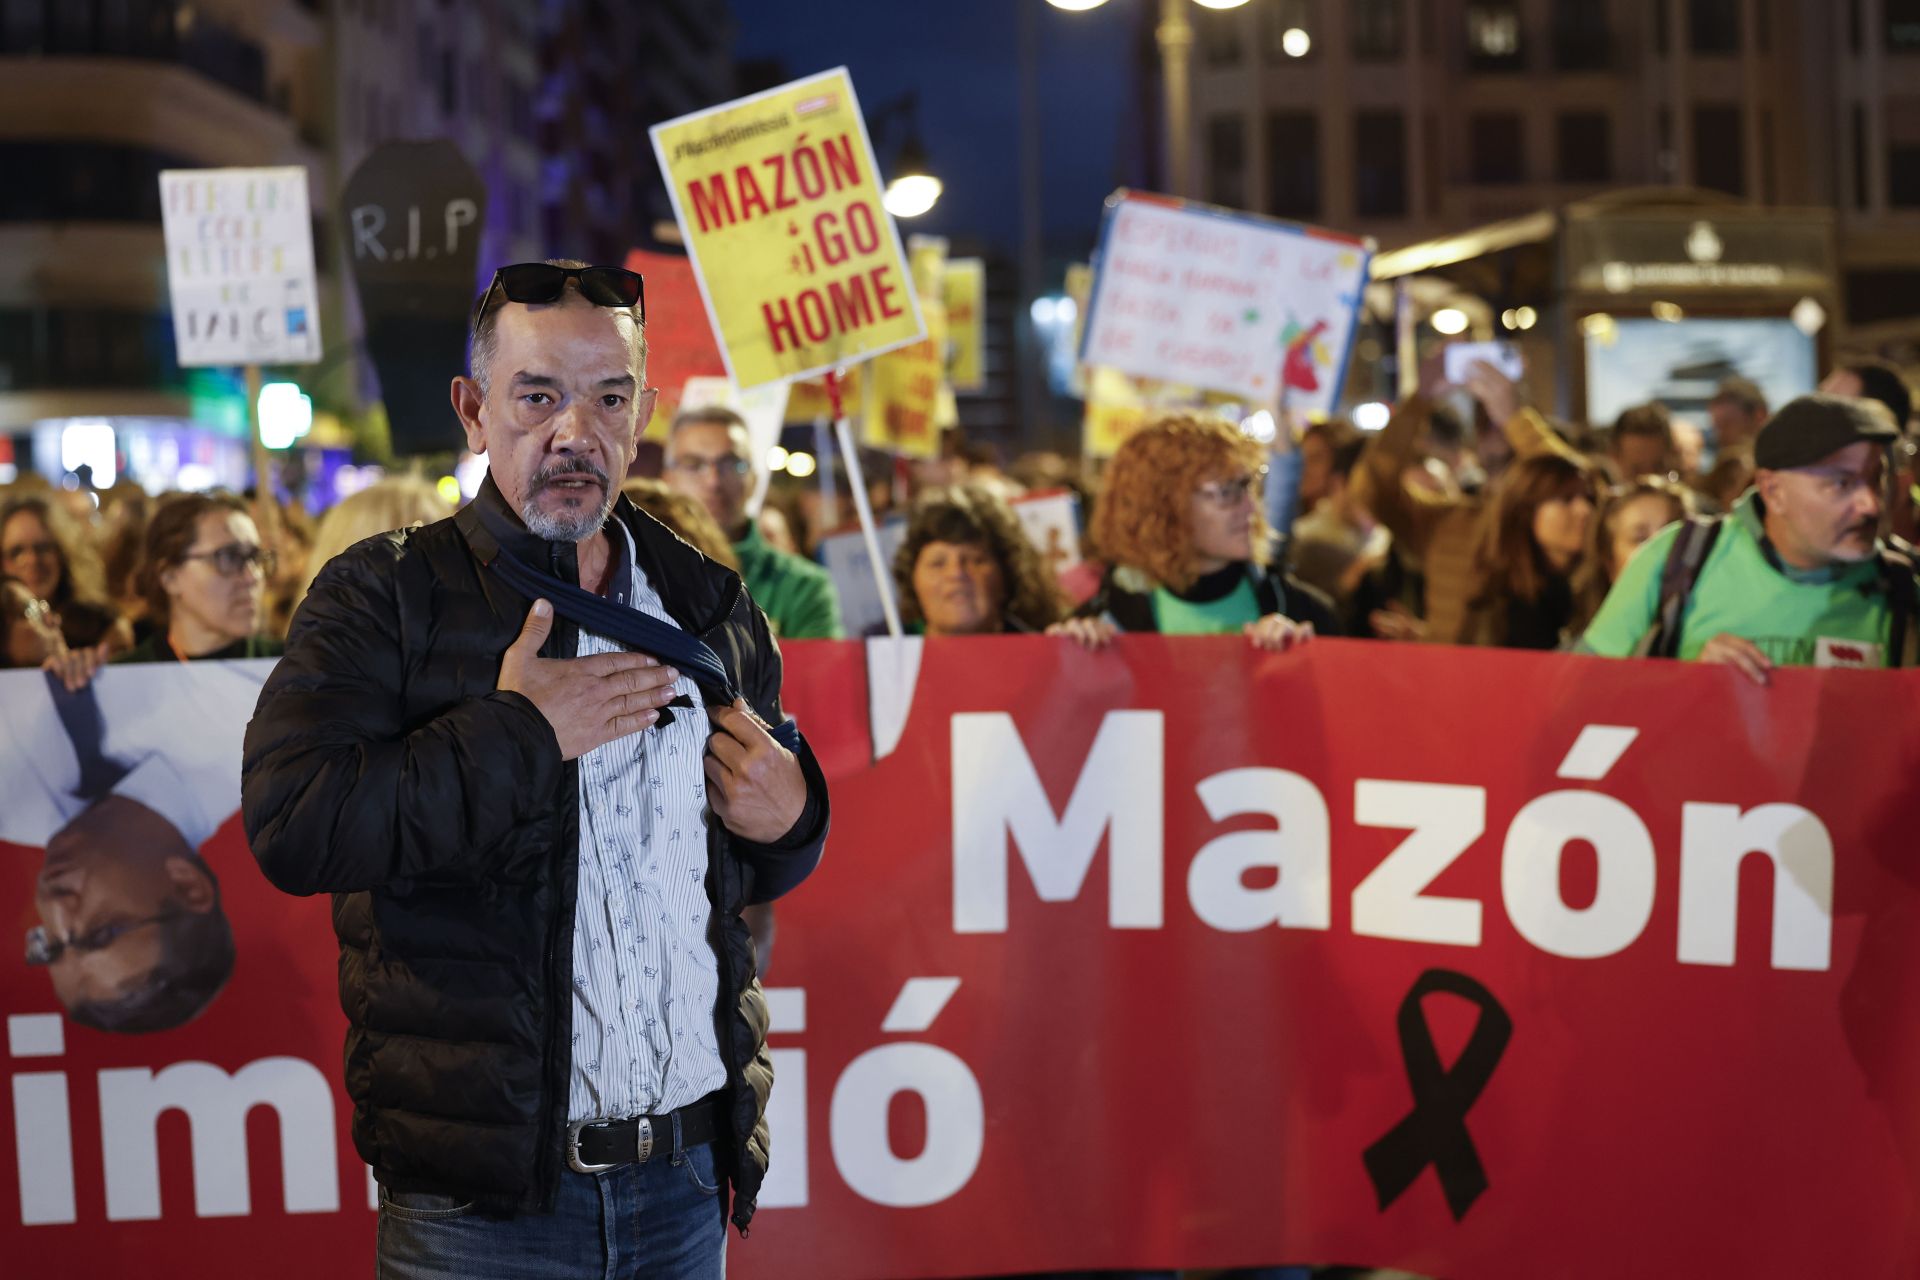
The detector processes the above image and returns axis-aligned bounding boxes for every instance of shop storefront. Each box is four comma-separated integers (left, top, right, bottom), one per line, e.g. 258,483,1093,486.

1362,188,1838,437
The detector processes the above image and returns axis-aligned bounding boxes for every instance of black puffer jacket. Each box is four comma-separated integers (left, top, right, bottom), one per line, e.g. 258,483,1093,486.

240,477,828,1231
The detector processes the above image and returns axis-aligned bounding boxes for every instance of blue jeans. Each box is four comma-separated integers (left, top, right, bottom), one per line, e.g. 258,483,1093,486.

376,1142,727,1280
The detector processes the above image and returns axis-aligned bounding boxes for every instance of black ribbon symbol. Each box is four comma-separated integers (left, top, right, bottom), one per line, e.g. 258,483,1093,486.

1362,968,1513,1222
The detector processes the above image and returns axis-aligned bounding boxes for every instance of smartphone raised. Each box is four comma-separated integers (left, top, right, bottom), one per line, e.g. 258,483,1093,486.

1444,340,1525,385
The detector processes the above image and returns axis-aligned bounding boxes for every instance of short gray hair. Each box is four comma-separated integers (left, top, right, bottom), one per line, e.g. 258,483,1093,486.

666,405,750,459
468,257,647,395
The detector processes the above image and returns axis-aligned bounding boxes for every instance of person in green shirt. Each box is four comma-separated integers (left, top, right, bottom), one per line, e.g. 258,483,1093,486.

1578,394,1913,683
664,406,845,639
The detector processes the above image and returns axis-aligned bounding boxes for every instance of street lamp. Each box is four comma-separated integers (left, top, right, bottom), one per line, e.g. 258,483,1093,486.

883,136,944,219
871,93,942,219
1046,0,1254,198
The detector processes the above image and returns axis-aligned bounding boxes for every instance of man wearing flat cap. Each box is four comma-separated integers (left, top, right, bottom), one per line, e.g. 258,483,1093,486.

1580,393,1916,682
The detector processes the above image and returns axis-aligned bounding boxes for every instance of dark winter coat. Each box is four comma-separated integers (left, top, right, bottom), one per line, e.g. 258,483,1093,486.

240,476,828,1231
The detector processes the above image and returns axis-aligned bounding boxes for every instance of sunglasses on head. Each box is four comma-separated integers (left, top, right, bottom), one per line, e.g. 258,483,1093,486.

472,263,646,325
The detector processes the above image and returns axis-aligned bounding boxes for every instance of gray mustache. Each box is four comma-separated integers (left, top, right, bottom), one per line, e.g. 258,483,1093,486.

533,459,610,491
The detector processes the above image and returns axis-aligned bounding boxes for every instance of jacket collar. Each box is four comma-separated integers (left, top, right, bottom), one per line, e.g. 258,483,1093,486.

457,470,743,634
456,472,581,583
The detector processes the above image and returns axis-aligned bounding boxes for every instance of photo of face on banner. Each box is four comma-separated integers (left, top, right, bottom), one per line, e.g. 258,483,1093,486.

1,664,266,1033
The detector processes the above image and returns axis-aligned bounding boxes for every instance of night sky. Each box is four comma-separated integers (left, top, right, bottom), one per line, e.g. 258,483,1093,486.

729,0,1148,258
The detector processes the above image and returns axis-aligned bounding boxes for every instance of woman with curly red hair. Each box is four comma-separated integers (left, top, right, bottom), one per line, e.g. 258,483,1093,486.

1050,414,1336,650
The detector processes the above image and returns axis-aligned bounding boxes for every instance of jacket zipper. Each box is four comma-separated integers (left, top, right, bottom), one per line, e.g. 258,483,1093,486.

537,540,574,1208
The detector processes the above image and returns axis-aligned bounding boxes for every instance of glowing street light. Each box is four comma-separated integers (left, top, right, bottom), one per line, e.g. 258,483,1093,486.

1431,307,1470,335
884,172,943,219
877,101,941,219
1280,26,1311,56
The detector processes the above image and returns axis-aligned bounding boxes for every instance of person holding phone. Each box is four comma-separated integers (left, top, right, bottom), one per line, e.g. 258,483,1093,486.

1351,360,1582,645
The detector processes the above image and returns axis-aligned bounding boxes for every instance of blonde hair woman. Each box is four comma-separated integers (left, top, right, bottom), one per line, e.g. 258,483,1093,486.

294,477,454,617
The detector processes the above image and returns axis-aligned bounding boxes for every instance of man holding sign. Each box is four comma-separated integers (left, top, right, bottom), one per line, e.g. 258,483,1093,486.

243,258,829,1278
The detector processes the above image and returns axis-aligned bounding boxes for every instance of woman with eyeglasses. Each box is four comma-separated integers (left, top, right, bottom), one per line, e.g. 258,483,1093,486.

0,494,126,654
1051,414,1337,651
115,491,283,664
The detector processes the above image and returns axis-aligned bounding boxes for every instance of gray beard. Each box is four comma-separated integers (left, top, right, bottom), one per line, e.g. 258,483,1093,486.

523,491,612,543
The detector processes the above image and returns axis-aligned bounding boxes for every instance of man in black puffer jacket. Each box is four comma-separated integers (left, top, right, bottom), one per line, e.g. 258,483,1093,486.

242,260,827,1278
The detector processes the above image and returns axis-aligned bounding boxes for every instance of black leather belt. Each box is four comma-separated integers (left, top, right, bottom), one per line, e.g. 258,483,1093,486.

567,1093,726,1174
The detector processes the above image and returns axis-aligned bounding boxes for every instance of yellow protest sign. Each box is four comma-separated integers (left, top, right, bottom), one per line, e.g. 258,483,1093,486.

1082,365,1156,457
861,236,947,458
945,258,985,391
863,344,943,458
786,368,863,423
650,68,925,391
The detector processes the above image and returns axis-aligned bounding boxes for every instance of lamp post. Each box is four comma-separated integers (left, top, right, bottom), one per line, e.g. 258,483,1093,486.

869,92,943,219
1046,0,1250,199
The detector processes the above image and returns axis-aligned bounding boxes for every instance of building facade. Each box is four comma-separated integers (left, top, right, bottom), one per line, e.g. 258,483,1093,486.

0,0,329,486
0,0,734,489
1186,0,1920,356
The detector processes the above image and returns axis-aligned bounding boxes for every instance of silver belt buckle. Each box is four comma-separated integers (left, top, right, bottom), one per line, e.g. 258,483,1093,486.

566,1117,654,1174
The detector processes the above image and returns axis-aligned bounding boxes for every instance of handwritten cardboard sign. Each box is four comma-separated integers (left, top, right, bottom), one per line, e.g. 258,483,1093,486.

1079,191,1371,414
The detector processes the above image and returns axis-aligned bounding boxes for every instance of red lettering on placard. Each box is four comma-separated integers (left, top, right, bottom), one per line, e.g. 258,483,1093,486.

763,152,796,211
872,266,904,319
797,290,832,343
821,133,861,190
827,274,878,331
686,134,865,236
814,209,850,266
763,297,800,353
847,202,882,255
690,174,735,232
735,164,772,222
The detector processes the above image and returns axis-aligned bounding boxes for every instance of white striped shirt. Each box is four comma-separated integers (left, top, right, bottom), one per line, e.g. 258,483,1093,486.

567,522,727,1122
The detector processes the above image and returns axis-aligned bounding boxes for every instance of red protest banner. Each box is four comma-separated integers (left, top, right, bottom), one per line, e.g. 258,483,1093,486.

623,247,728,435
3,642,1918,1278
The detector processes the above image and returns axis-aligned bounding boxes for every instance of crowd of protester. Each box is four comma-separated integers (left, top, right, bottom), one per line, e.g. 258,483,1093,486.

3,352,1917,699
2,282,1913,1280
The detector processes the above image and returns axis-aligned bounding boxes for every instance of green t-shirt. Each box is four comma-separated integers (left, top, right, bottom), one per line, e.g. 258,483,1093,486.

734,524,845,640
1151,576,1261,635
1579,491,1907,668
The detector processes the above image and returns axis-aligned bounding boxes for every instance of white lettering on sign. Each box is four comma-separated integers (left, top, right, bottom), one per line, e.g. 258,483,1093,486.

1187,768,1331,932
98,1058,339,1221
1678,804,1834,970
947,715,1835,970
347,197,479,263
951,710,1165,933
1351,781,1486,947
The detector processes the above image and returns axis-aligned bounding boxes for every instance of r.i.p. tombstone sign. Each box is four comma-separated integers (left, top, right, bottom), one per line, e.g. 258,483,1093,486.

159,166,321,368
1079,190,1372,416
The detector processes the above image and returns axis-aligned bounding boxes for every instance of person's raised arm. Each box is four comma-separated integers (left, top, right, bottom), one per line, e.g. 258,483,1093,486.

1463,360,1582,466
1350,394,1451,559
